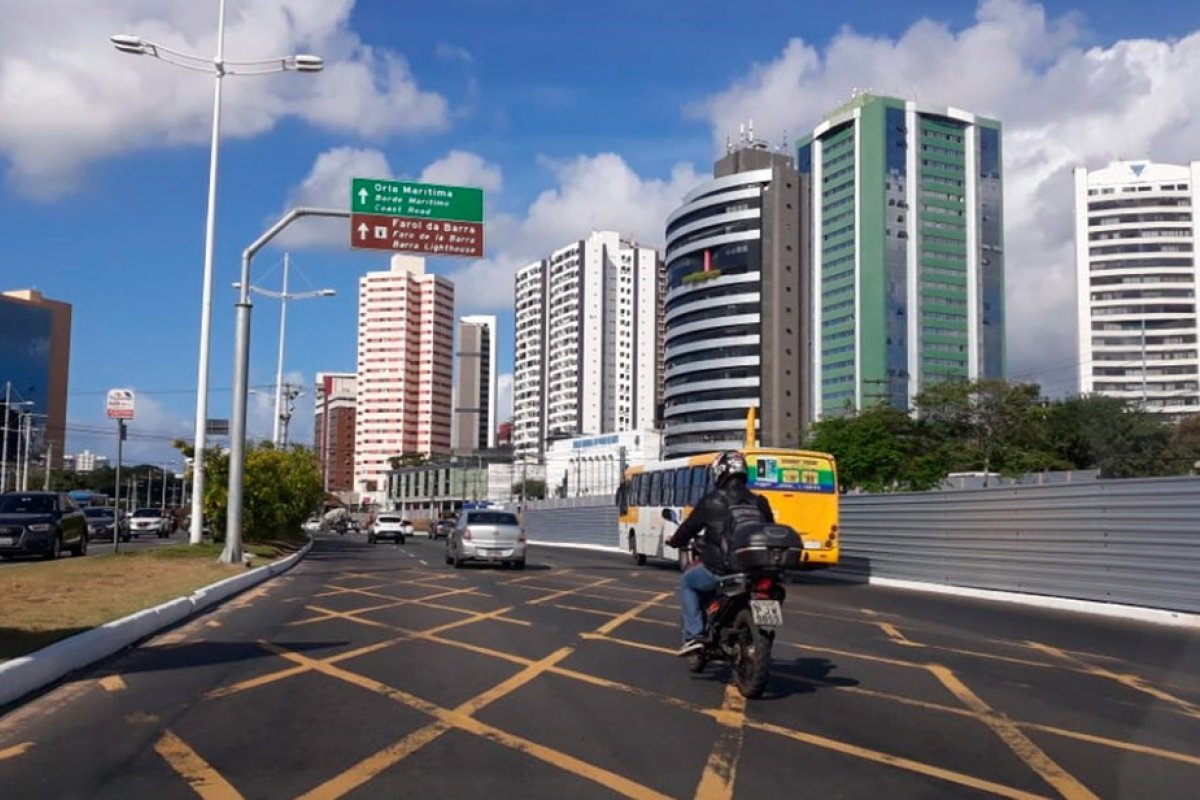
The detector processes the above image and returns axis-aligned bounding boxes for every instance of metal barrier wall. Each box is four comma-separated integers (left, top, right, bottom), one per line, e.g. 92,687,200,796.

515,477,1200,613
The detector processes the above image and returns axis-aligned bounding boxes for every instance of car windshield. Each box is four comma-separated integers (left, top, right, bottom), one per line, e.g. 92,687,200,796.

83,508,113,518
377,516,401,524
0,495,55,514
132,509,161,518
467,511,519,526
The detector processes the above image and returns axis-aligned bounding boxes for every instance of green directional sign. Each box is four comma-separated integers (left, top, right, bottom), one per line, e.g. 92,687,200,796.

351,177,484,223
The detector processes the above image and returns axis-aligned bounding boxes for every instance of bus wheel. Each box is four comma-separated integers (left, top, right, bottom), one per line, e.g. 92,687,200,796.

629,532,646,566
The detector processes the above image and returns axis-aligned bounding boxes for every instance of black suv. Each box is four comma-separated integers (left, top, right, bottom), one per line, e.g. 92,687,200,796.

0,491,89,560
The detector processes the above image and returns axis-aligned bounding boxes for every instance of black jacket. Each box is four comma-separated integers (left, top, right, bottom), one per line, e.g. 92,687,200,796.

666,478,774,574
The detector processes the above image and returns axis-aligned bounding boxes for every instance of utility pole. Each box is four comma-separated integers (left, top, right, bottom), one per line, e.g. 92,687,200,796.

44,440,53,491
1,381,10,493
20,413,32,491
279,382,303,447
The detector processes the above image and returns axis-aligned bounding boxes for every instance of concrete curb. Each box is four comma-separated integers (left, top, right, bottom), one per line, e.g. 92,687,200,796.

529,540,623,554
0,538,313,709
816,571,1200,629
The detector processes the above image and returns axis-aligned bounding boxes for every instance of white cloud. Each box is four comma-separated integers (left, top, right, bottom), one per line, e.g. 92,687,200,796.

435,43,474,63
696,0,1200,394
421,150,503,193
0,0,449,195
497,372,513,424
442,154,704,313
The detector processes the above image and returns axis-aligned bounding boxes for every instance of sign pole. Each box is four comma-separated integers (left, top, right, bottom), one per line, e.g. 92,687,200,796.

113,419,123,554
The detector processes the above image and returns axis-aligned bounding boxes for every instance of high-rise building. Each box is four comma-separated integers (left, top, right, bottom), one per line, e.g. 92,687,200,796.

512,231,660,459
798,93,1005,417
1074,160,1200,414
70,449,108,473
315,372,357,493
662,135,809,457
1,289,71,473
354,255,454,495
453,315,498,452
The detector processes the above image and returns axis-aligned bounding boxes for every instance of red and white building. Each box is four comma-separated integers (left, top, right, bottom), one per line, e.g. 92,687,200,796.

354,255,455,495
314,372,356,494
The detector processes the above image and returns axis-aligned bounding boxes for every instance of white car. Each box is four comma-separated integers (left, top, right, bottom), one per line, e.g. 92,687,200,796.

369,515,412,544
128,507,171,538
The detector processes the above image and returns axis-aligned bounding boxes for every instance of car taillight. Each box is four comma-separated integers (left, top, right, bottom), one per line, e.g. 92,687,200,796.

462,528,472,541
518,529,527,543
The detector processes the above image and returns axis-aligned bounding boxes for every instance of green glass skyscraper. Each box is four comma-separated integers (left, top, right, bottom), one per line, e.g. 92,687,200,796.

798,93,1005,415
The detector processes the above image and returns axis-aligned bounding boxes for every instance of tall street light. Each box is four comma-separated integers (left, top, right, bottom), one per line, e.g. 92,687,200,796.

110,2,323,546
235,253,334,445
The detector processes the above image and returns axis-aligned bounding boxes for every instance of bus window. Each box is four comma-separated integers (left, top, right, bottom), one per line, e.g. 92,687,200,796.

662,469,675,506
636,474,650,506
675,469,690,505
615,482,628,514
690,466,707,505
649,471,662,506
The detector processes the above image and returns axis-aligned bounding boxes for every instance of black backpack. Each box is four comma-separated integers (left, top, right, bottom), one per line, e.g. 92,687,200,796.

723,489,803,572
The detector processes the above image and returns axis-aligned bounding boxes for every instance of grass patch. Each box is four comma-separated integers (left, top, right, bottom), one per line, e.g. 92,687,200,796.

0,540,301,662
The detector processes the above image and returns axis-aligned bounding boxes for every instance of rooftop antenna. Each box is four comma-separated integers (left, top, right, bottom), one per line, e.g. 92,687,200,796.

748,119,755,142
780,129,790,152
725,133,733,154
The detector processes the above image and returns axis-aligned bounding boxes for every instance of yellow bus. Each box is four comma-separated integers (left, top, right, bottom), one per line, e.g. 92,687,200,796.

615,410,840,571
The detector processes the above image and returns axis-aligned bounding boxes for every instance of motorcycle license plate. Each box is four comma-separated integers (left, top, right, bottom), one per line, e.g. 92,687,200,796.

750,599,783,627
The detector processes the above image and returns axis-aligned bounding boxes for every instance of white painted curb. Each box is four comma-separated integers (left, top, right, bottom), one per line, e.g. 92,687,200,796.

816,572,1200,629
528,540,623,554
0,538,313,708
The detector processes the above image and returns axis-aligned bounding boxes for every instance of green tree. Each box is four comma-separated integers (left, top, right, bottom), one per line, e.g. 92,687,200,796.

171,440,322,543
512,478,546,500
804,405,946,492
915,379,1056,481
1042,395,1174,478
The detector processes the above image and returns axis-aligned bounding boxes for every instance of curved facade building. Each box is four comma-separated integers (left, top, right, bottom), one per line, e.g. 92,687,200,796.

1075,160,1200,415
662,144,808,458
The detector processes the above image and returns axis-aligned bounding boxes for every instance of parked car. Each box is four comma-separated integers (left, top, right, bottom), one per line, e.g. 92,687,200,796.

83,506,129,542
446,509,526,569
368,515,412,544
431,518,455,539
0,491,88,560
302,516,321,534
128,507,172,538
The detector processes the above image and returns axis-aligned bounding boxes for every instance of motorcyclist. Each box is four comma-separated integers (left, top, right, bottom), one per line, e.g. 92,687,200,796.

665,451,774,656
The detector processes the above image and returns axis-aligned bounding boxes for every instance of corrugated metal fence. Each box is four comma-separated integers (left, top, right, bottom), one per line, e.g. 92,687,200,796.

515,477,1200,613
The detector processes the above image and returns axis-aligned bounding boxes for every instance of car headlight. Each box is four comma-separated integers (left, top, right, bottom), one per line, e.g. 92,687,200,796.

28,523,53,532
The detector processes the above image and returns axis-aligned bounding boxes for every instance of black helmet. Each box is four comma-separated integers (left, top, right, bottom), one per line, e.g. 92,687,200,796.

709,451,748,486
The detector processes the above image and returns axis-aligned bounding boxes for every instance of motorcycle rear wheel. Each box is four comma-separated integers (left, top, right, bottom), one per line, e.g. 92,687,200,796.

731,608,772,699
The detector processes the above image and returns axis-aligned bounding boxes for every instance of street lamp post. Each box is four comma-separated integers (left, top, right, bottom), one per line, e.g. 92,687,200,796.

236,253,335,445
110,2,323,546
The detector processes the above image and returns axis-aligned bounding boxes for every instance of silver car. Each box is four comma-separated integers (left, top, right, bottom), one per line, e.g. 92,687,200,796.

446,510,526,569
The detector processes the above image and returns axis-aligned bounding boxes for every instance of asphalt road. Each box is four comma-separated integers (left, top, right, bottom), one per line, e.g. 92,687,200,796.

0,527,188,566
1,534,1198,798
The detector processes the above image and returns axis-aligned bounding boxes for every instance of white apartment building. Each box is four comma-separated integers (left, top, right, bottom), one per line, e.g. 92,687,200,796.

66,450,108,473
355,255,455,496
1074,160,1200,415
512,231,660,458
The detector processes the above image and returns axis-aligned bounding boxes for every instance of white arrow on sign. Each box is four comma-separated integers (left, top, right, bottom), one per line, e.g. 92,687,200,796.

357,222,369,239
358,187,369,204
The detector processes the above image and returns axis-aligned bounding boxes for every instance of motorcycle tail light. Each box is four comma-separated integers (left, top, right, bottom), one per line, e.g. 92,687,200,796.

753,577,775,598
707,601,720,614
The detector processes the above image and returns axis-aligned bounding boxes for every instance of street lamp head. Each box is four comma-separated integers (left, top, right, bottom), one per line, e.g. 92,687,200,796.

317,289,336,297
110,33,148,54
291,54,324,72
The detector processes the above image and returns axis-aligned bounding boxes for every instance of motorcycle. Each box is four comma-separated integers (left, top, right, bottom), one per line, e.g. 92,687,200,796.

681,527,798,699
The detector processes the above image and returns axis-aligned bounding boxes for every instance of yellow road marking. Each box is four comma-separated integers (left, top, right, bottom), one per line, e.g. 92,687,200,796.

0,741,33,761
296,721,452,800
154,729,243,799
594,593,671,635
878,622,925,648
580,633,676,656
860,607,880,617
265,641,670,800
1026,641,1200,720
928,664,1099,800
746,719,1046,800
205,637,408,700
298,604,392,628
456,645,577,716
99,675,126,692
527,577,618,605
693,684,747,800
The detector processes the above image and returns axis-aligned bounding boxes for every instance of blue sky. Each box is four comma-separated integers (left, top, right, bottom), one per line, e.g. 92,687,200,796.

2,0,1199,465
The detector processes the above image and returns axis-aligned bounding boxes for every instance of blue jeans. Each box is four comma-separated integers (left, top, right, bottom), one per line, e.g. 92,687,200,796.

679,563,720,640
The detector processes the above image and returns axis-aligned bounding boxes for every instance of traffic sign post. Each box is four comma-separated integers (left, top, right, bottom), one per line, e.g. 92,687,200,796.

106,389,135,553
350,178,484,258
